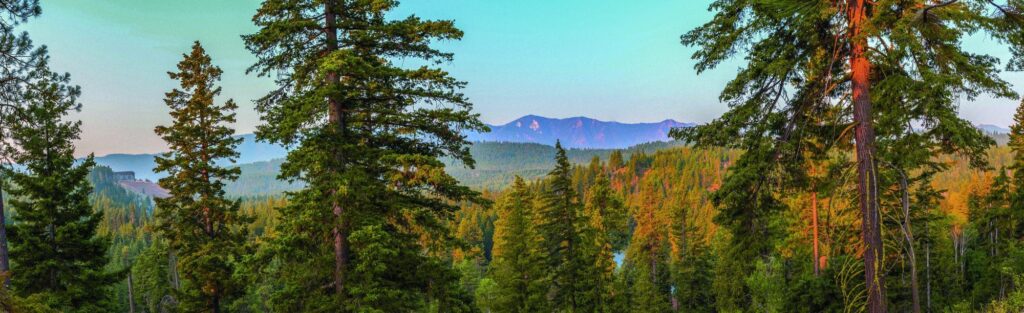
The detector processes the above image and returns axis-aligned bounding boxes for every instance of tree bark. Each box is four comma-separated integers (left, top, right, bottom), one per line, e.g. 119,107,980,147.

324,0,350,297
0,184,9,288
848,0,886,312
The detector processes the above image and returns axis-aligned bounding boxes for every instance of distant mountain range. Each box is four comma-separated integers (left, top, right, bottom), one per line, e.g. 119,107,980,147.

93,134,287,181
95,116,693,180
466,115,694,149
91,116,694,195
978,124,1011,134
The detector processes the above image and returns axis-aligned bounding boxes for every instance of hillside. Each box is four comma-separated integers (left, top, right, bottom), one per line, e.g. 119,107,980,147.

445,141,685,190
466,115,694,149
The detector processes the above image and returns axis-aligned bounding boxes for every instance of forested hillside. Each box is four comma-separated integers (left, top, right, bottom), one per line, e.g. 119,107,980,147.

450,143,1024,312
10,134,1024,312
445,141,685,190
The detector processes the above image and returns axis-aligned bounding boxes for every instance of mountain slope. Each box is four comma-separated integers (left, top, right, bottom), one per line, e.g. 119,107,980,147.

466,115,693,149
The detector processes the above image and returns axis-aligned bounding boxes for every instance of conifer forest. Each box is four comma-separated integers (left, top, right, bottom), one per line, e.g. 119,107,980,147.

2,0,1024,312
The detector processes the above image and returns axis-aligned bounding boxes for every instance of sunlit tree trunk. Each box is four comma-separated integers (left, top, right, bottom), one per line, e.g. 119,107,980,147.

847,0,885,311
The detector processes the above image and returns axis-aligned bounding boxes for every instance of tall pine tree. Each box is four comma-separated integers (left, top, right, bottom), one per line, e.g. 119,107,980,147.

1009,98,1024,238
0,0,46,286
153,41,248,313
243,0,486,311
4,67,115,312
489,176,547,313
537,141,599,311
584,172,625,312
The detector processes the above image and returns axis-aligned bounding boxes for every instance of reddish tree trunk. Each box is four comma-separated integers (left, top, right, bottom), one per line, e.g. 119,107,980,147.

848,0,885,312
812,191,820,276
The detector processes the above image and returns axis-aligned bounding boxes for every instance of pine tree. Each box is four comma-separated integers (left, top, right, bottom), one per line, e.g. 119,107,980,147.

623,180,672,313
586,173,628,252
4,68,115,312
608,150,624,171
966,168,1015,302
678,1,1024,311
536,141,598,311
1009,98,1024,238
0,0,45,287
153,41,248,313
584,172,625,312
489,176,547,313
243,0,486,311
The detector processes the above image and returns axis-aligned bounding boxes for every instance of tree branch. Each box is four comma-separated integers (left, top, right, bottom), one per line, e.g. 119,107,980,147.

920,0,958,23
985,0,1023,22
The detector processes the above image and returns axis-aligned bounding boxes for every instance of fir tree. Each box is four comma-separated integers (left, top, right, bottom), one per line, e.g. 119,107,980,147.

4,68,115,312
1009,98,1024,238
153,41,248,313
536,141,598,311
584,173,625,312
585,173,629,252
489,176,547,313
623,180,672,313
966,168,1015,302
243,0,486,311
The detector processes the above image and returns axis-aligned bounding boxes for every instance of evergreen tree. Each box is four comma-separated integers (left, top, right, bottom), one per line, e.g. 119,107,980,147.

243,0,486,311
678,1,1023,311
584,174,624,312
623,180,672,313
0,0,45,286
4,68,115,312
489,176,547,313
966,169,1014,303
608,150,624,171
585,173,629,252
153,41,248,313
536,141,598,311
1009,98,1024,238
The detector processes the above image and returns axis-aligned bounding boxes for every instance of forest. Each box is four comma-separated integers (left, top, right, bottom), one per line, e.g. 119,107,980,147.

1,0,1024,312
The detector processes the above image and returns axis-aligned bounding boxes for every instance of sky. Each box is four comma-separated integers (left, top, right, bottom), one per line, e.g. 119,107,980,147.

18,0,1024,156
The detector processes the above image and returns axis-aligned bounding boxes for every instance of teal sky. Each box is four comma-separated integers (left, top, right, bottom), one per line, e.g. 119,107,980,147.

19,1,1024,156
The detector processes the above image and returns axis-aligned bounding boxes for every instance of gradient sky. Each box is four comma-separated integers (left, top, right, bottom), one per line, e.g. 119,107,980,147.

18,0,1024,156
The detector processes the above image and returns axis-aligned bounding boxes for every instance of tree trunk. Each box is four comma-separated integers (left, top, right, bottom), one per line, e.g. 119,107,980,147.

896,170,921,313
925,241,931,313
324,0,350,297
0,184,9,288
128,271,137,313
169,249,181,290
848,0,885,312
812,191,820,276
